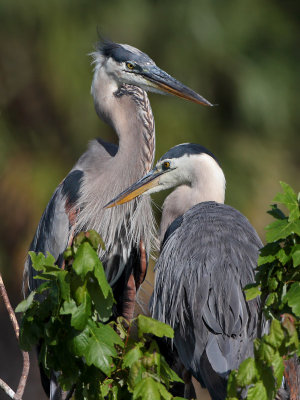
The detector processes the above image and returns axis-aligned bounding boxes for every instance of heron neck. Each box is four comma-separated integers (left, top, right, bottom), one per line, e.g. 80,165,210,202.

92,69,155,177
160,166,226,242
113,84,155,176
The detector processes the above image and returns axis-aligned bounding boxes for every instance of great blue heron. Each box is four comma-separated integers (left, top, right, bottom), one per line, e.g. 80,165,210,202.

106,143,263,400
24,41,212,399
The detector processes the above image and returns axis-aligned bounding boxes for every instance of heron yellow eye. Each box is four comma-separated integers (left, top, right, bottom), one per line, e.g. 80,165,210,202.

163,161,170,170
126,62,134,70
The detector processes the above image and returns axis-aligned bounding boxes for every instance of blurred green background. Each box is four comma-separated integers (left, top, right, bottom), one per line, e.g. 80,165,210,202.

0,0,299,398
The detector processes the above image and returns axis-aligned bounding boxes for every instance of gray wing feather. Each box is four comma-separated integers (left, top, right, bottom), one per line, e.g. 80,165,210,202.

151,201,262,398
24,169,84,293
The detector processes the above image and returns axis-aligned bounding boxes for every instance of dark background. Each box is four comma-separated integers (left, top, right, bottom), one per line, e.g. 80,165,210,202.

0,1,299,398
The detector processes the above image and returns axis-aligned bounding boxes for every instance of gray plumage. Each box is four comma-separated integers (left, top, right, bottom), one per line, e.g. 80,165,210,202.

23,41,212,399
106,143,263,400
151,202,262,399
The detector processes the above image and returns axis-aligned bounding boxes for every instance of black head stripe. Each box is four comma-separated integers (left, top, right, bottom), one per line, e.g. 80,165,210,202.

159,143,220,167
97,39,153,64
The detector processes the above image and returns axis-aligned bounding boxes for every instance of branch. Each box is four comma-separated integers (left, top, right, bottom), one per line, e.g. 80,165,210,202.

0,378,15,399
0,273,30,400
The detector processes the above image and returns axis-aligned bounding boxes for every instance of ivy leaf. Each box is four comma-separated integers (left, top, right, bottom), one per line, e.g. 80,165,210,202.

236,358,258,386
72,242,98,277
137,315,174,339
285,282,300,317
247,381,268,400
244,284,261,301
15,291,36,313
266,219,300,242
274,182,300,222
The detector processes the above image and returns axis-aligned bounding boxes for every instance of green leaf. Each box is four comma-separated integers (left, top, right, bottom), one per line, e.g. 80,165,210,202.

68,326,90,356
266,219,300,242
236,358,258,386
291,245,300,267
61,293,92,330
29,251,56,271
247,381,268,400
268,277,278,291
84,321,122,375
57,270,70,300
160,357,184,383
277,248,291,265
257,342,275,364
264,320,285,349
265,292,277,307
274,182,300,222
100,379,114,397
93,259,113,299
258,242,281,266
244,284,261,301
15,291,36,313
227,370,238,397
133,377,162,400
267,204,286,220
72,242,98,277
285,282,300,316
271,353,284,390
86,230,105,251
122,345,143,369
87,279,114,322
137,315,174,339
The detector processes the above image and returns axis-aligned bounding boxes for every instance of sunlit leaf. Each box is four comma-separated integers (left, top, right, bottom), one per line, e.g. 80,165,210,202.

236,358,258,386
244,284,261,301
137,315,174,339
247,381,267,400
266,219,300,242
285,282,300,317
274,182,300,222
72,242,98,277
15,291,36,313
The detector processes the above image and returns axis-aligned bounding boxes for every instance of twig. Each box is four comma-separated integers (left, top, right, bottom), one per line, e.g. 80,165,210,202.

0,273,30,400
0,377,15,399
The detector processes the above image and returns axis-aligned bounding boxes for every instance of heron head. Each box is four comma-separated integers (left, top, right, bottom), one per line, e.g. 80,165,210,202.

105,143,225,208
91,39,213,106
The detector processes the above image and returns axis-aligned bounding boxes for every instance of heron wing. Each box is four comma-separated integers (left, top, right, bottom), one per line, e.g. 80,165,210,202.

24,169,84,292
151,202,262,397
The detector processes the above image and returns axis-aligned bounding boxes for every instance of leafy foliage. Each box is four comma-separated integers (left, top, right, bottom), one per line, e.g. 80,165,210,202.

228,182,300,399
16,231,184,399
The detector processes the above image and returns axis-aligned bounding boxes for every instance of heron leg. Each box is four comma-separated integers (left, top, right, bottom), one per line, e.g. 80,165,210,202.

121,273,137,320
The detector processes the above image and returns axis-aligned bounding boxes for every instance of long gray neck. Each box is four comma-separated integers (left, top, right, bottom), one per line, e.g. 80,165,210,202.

91,67,155,176
76,70,156,259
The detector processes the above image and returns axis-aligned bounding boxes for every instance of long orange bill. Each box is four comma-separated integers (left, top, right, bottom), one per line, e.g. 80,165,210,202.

104,170,163,208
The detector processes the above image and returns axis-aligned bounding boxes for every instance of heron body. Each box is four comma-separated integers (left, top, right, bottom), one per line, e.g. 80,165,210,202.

24,40,212,399
107,143,263,400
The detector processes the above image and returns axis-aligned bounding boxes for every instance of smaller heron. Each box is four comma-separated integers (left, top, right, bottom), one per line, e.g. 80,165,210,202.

106,143,263,400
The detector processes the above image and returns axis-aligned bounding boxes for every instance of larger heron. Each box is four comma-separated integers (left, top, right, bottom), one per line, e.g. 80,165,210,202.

24,41,212,398
106,143,263,400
